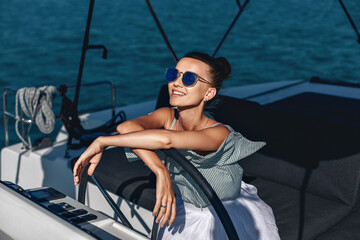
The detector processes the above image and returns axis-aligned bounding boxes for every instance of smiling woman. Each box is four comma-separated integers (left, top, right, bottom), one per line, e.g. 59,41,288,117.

2,1,360,239
73,52,280,239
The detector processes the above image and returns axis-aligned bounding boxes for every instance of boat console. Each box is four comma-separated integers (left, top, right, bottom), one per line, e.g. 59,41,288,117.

0,180,148,240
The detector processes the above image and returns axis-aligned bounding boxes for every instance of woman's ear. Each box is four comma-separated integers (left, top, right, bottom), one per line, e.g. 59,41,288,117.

204,87,217,101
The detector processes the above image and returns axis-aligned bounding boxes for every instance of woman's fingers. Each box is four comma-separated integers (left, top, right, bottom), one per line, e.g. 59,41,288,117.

73,140,104,186
168,199,177,226
73,158,84,186
73,153,92,185
154,196,177,227
153,197,168,222
87,152,102,176
160,200,172,227
153,199,161,217
152,169,177,227
74,162,86,186
155,202,168,224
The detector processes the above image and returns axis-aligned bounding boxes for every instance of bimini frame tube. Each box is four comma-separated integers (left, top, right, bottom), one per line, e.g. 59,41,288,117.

73,0,108,122
338,0,360,44
212,0,250,57
145,0,179,63
68,0,107,151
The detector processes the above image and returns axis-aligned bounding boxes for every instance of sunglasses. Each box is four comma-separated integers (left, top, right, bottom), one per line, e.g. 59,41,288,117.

165,68,211,87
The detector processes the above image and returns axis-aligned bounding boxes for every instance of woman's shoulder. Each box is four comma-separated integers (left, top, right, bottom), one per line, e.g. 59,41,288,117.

151,107,174,115
205,120,231,135
150,107,176,129
199,121,231,152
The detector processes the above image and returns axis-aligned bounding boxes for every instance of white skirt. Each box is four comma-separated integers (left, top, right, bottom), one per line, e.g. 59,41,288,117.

156,182,280,240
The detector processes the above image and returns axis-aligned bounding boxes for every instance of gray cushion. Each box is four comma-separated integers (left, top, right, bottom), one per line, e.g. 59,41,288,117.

316,209,360,240
210,94,360,207
241,152,360,207
247,178,352,240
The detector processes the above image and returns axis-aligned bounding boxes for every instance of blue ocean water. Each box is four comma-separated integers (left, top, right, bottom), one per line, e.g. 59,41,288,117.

1,0,360,147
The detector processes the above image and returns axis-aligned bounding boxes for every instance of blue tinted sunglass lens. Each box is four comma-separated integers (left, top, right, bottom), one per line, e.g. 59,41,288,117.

182,72,197,86
166,69,178,82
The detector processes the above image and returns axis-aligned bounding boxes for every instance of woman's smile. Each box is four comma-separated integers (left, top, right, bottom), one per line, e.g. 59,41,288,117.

171,89,186,96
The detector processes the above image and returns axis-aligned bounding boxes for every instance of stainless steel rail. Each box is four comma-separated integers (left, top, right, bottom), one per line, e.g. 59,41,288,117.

2,81,116,147
66,81,116,117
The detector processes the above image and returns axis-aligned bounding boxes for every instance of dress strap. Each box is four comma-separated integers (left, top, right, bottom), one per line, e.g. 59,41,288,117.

211,122,222,127
169,117,177,130
169,108,178,130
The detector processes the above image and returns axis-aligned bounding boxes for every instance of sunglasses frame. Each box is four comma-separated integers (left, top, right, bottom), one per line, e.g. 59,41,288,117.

166,68,212,87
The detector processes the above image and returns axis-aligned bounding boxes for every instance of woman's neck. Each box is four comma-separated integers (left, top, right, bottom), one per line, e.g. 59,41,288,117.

177,106,207,131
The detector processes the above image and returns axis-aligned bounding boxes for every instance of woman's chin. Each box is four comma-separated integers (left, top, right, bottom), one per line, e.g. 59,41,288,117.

169,98,183,107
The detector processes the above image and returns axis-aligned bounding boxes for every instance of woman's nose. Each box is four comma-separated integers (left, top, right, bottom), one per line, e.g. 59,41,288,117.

173,73,183,87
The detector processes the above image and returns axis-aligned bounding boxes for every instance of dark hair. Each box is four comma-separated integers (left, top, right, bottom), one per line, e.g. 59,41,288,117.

183,51,231,90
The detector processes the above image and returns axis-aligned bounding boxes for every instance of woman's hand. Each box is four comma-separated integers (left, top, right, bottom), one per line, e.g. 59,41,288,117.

73,137,105,186
153,168,177,227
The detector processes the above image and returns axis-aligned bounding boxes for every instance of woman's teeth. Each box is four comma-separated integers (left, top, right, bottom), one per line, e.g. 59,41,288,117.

173,90,185,96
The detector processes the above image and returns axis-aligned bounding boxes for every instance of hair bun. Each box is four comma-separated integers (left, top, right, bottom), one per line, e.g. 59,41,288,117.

216,57,231,79
183,51,231,90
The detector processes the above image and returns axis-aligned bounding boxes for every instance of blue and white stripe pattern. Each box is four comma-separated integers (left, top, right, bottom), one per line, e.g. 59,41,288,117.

125,124,266,208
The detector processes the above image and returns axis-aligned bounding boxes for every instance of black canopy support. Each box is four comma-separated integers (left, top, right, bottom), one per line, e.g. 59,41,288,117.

67,0,108,152
236,0,242,8
145,0,178,63
73,0,108,119
338,0,360,44
212,0,250,57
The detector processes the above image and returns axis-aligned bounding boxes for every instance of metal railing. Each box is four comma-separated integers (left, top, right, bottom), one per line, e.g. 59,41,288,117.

3,81,116,147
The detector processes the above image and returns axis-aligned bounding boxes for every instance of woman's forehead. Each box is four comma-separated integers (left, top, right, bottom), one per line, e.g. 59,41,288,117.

176,57,211,75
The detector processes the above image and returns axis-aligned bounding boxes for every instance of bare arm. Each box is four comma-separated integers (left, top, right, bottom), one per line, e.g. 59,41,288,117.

96,127,229,151
73,125,229,196
116,109,176,226
74,108,178,227
74,112,230,182
73,107,229,226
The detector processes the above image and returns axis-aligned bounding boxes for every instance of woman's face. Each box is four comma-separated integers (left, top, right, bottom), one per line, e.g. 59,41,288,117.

168,57,215,108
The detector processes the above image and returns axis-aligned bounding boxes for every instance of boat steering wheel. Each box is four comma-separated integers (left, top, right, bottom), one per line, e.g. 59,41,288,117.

80,148,240,240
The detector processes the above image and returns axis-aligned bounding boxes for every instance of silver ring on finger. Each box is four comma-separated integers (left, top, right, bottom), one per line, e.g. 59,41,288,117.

161,205,167,208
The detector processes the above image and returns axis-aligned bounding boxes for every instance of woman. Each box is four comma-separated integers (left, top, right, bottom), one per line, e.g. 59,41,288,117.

73,52,280,239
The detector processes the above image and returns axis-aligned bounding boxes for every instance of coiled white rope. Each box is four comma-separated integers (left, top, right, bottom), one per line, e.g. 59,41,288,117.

15,85,57,148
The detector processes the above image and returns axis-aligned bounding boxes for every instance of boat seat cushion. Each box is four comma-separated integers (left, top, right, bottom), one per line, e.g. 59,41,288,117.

264,92,360,128
210,94,360,207
246,177,353,240
316,208,360,240
241,151,360,207
155,84,172,109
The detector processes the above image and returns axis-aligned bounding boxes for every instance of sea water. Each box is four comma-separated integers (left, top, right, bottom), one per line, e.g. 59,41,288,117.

1,0,360,147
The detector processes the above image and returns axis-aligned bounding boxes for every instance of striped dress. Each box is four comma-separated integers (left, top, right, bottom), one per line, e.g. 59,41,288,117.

125,118,280,239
